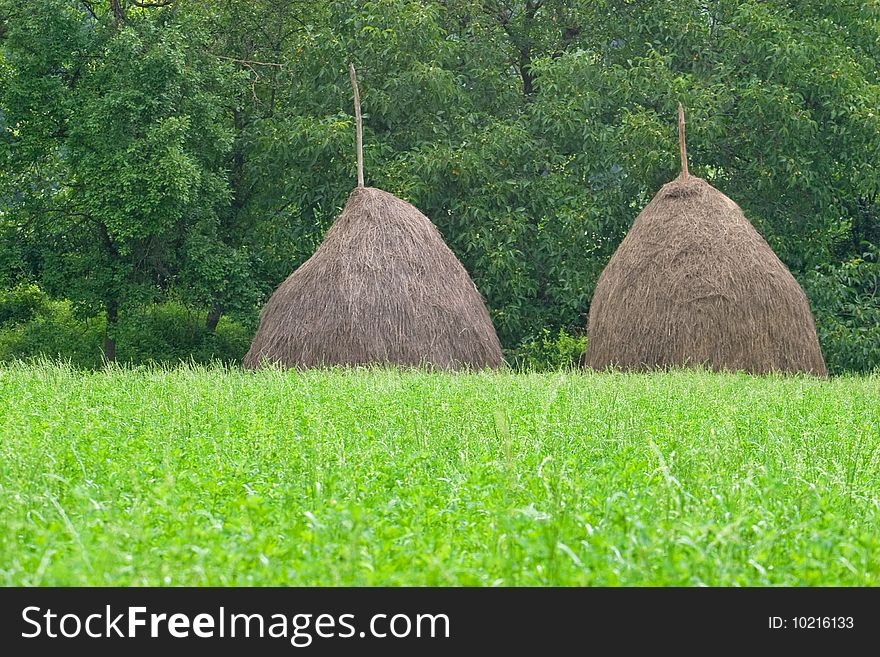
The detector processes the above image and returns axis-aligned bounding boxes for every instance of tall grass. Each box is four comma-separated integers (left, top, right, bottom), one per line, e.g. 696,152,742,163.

0,363,878,585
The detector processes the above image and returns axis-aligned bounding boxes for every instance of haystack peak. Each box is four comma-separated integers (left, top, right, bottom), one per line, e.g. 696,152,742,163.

584,105,826,375
243,64,502,370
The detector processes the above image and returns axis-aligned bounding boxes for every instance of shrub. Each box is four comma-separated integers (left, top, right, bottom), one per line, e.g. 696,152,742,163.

0,284,50,326
0,299,104,368
114,304,252,365
0,298,254,368
804,247,880,374
508,328,587,371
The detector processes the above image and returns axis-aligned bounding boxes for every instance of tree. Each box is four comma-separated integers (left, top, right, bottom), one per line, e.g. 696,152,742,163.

3,0,879,368
1,1,232,359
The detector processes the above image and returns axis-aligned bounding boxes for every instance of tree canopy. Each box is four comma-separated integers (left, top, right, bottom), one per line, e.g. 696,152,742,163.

1,0,878,371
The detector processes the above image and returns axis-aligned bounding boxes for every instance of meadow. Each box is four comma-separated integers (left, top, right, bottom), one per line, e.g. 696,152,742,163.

1,362,878,586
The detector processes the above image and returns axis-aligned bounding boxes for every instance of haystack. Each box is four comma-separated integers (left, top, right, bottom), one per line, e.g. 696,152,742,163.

584,104,826,375
244,65,503,370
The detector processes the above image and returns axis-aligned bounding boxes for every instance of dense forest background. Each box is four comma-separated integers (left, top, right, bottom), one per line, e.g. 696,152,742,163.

1,0,878,372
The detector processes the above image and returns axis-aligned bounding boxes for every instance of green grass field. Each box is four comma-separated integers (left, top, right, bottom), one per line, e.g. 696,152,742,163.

1,363,878,586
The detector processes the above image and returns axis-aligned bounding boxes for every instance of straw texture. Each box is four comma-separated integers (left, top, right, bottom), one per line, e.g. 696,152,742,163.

585,174,827,375
244,186,503,370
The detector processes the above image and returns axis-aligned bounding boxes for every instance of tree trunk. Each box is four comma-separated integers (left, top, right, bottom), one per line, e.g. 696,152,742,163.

110,0,126,29
205,305,223,333
103,301,118,363
519,47,534,97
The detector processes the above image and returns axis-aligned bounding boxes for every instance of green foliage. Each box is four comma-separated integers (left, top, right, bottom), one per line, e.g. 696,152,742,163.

805,247,880,374
0,284,47,325
0,300,251,368
509,328,587,371
1,365,878,585
114,303,253,366
0,300,104,369
1,0,235,343
1,1,879,370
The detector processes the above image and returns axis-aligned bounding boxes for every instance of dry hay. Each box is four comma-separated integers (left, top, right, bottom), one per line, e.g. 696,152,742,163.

584,105,826,375
245,65,502,370
244,186,503,370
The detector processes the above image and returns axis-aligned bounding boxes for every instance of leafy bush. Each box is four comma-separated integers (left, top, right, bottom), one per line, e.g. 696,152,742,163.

508,328,587,371
0,299,103,368
805,247,880,374
0,298,253,369
0,285,50,326
114,304,253,366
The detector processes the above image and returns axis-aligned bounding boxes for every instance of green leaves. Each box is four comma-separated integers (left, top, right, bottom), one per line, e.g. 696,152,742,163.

2,0,879,366
1,1,234,347
805,246,880,374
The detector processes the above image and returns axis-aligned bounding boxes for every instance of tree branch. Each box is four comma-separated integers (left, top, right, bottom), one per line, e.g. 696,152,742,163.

79,1,98,19
110,0,126,29
525,0,543,20
131,0,174,7
216,55,283,68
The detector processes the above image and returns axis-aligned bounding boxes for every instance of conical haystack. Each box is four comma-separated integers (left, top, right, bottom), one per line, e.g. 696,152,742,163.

244,65,502,370
584,105,826,375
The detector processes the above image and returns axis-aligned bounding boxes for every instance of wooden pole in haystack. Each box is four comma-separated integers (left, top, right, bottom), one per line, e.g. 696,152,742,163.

678,102,688,178
242,61,503,370
583,105,827,376
349,63,364,188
